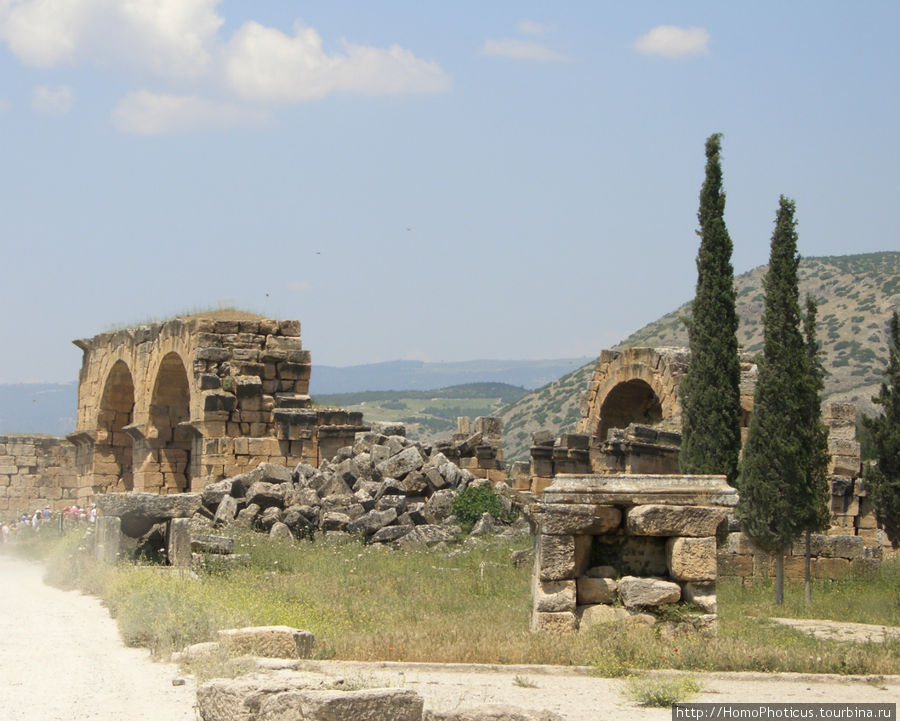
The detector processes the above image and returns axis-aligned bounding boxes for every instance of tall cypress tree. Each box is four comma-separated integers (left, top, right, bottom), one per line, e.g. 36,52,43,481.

862,311,900,548
736,196,807,604
799,296,831,602
679,133,742,484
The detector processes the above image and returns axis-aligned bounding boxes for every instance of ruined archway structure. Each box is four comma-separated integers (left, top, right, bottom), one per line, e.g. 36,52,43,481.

524,347,757,488
68,316,365,500
577,347,689,442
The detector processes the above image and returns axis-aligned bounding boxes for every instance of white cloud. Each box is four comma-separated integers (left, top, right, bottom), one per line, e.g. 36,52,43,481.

0,0,223,78
31,85,74,115
516,20,555,36
225,22,450,103
0,3,452,133
634,25,710,59
480,38,571,63
112,90,268,134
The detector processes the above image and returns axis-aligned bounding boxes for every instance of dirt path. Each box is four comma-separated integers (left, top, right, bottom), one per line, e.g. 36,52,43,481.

0,553,896,721
0,554,197,721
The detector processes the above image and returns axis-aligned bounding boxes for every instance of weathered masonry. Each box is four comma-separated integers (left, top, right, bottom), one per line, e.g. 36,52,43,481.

532,474,736,634
67,317,366,500
522,347,757,493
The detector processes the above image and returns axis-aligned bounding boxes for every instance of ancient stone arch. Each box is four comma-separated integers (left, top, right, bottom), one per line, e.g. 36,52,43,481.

577,347,689,441
68,315,367,500
93,359,135,493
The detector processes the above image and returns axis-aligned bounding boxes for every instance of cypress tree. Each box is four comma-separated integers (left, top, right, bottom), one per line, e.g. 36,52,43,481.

799,296,831,602
679,133,742,484
736,196,807,604
862,311,900,548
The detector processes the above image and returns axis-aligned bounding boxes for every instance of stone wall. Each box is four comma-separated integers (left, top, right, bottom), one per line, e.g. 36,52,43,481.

717,532,882,581
432,416,507,483
531,474,736,634
0,435,79,516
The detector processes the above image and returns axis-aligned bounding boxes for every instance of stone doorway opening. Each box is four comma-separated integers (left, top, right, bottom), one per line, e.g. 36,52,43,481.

94,360,135,492
597,379,662,441
149,352,191,493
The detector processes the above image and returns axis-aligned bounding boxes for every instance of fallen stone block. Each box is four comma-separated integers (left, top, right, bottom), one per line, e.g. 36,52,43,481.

218,626,316,660
196,670,330,721
257,687,423,721
424,705,564,721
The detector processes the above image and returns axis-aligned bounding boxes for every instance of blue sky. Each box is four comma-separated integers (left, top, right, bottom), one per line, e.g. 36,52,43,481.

1,1,897,383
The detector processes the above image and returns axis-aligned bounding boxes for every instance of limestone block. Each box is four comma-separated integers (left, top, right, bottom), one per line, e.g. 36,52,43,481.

166,518,192,567
534,503,621,535
538,534,591,581
577,604,631,632
626,504,727,537
94,516,122,564
829,455,860,476
269,522,294,542
530,611,577,633
724,532,759,555
369,524,414,544
395,524,461,547
682,581,717,613
791,534,864,560
533,579,577,613
828,438,860,457
218,626,315,659
576,577,617,604
196,671,325,721
375,446,424,480
258,688,423,721
618,576,681,609
424,706,565,721
191,534,235,555
812,557,851,580
346,508,397,537
666,536,716,581
246,482,284,509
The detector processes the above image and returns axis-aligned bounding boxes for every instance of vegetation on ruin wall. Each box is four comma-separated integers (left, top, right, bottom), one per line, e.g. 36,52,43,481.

9,529,899,677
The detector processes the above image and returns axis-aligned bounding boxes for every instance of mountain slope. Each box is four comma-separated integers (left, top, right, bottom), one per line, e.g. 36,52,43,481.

500,252,900,461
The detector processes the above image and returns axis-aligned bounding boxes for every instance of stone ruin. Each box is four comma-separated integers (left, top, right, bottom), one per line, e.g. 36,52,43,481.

521,346,891,633
531,474,735,634
93,420,530,568
39,316,363,507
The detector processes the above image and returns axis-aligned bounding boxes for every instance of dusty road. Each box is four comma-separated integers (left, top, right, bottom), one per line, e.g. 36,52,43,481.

0,553,896,721
0,554,197,721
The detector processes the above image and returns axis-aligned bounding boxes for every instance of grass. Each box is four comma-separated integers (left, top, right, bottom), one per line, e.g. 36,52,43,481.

11,527,900,677
623,674,702,707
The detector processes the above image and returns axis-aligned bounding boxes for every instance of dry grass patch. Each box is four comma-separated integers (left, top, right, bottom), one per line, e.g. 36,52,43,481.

23,528,900,676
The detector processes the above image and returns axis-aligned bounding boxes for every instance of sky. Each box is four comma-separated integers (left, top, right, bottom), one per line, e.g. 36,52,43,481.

1,1,898,384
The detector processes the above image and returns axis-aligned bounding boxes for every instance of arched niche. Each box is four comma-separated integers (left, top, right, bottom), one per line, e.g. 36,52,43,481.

94,360,135,492
148,352,192,493
597,378,663,441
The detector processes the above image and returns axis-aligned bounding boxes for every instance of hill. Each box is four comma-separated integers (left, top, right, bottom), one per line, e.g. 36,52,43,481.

309,358,591,395
313,382,528,443
500,252,900,462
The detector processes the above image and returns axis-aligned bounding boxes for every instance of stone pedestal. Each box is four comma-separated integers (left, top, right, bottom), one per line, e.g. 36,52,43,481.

531,474,736,634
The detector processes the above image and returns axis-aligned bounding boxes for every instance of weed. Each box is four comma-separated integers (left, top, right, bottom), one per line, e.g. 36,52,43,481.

624,674,702,707
513,675,537,688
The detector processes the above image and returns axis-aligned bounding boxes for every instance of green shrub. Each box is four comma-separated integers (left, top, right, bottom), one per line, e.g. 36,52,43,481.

451,485,507,528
